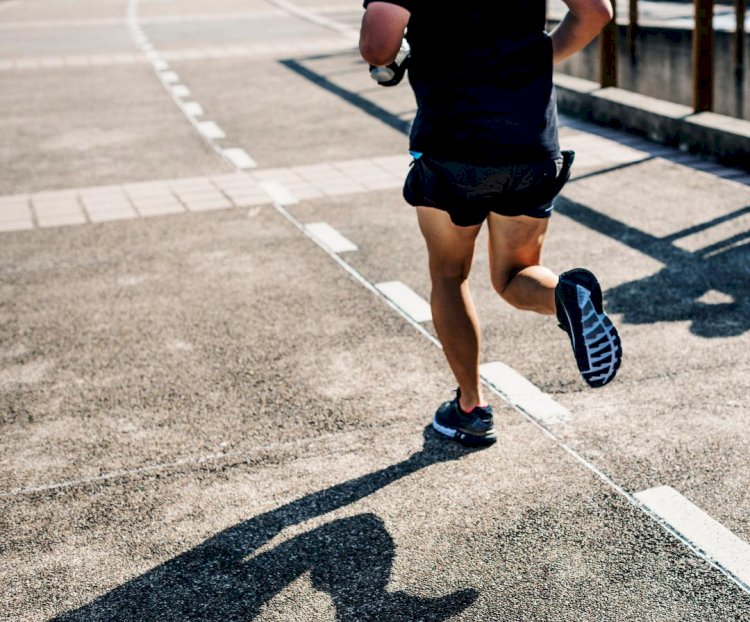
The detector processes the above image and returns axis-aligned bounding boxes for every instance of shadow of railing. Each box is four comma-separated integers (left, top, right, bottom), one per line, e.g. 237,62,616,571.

556,198,750,337
52,427,481,621
281,50,750,337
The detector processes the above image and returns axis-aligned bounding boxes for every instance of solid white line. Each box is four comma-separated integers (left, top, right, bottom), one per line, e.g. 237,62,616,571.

264,0,357,38
270,184,750,596
116,0,749,597
375,281,432,323
259,181,298,206
304,222,358,253
0,423,408,497
480,361,571,424
635,486,750,588
222,147,256,169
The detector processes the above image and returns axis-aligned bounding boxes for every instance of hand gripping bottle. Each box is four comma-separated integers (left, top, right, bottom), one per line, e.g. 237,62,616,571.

369,38,410,87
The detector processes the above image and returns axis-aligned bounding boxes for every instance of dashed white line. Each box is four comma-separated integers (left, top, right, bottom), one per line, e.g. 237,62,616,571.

375,281,432,323
197,121,226,140
268,181,750,596
304,222,357,253
222,148,256,170
636,486,750,588
159,70,180,84
183,102,204,118
258,181,298,205
171,84,190,98
480,361,571,424
126,0,253,172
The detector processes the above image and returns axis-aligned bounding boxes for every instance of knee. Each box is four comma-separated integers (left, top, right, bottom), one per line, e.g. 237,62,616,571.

429,259,472,284
490,266,514,299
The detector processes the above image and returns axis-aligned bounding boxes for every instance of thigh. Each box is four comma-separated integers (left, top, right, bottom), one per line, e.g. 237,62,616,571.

487,212,551,287
416,206,482,279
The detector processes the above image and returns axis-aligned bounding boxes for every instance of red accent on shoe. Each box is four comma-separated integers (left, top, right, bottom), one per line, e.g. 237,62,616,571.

461,403,489,414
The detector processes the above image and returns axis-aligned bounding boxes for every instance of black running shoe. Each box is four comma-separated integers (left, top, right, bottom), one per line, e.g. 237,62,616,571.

432,389,496,446
555,268,622,388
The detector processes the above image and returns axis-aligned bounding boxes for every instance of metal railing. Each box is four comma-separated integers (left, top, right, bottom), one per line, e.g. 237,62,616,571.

596,0,747,112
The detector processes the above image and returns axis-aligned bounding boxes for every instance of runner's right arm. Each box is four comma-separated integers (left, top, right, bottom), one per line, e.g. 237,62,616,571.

359,1,411,66
550,0,613,63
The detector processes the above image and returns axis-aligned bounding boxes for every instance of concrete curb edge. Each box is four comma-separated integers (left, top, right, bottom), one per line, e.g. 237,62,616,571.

554,73,750,172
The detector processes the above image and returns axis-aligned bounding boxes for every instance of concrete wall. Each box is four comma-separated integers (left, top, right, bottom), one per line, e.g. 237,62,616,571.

552,21,750,120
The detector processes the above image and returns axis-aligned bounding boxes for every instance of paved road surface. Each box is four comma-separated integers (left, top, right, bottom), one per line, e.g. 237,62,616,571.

1,1,750,621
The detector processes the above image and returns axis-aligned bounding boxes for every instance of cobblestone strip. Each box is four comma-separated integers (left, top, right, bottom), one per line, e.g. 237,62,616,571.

0,155,409,233
0,41,355,72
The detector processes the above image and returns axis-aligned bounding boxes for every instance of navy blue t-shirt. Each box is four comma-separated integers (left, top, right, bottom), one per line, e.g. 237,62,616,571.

363,0,560,164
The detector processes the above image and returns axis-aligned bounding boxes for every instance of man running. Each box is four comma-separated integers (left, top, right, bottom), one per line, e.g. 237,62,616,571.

360,0,622,446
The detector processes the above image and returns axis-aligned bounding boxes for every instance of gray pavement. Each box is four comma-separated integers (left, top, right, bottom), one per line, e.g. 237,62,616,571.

2,1,750,621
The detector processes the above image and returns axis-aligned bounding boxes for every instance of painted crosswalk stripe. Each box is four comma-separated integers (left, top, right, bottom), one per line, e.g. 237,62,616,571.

480,361,571,424
375,281,432,323
635,486,750,587
183,102,204,117
222,148,256,170
304,222,357,253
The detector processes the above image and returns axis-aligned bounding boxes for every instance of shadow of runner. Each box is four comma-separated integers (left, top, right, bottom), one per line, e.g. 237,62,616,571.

556,198,750,337
53,427,480,621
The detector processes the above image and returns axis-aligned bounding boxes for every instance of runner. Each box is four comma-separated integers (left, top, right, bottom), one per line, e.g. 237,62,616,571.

360,0,622,446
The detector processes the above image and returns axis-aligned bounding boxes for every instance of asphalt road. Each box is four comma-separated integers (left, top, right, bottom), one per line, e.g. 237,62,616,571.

1,1,750,621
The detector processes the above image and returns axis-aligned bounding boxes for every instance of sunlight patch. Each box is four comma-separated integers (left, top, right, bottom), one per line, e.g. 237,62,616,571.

696,289,735,305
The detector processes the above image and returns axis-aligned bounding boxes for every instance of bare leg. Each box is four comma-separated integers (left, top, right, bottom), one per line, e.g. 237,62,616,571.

416,206,485,411
487,212,558,315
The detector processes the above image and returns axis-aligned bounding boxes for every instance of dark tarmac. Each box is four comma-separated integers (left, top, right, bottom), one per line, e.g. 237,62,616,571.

1,1,749,620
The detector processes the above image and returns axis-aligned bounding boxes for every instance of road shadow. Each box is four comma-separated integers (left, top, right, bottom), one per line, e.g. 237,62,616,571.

281,50,750,338
52,426,480,621
557,198,750,337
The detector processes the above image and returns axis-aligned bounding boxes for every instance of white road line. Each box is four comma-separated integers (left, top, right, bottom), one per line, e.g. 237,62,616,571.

0,422,408,497
268,162,750,596
182,101,204,117
636,486,750,588
258,181,298,205
171,84,190,98
375,281,432,323
126,0,250,172
265,0,358,39
304,222,357,253
197,120,226,140
480,361,571,425
159,70,180,84
222,147,256,169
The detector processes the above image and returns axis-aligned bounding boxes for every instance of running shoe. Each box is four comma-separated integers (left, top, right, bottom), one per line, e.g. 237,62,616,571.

432,389,497,446
555,268,622,388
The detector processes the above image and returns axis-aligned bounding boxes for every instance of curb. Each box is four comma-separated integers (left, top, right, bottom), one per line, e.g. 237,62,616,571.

554,73,750,172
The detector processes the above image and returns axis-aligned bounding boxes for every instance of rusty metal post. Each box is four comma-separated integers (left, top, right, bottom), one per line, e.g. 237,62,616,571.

693,0,714,112
736,0,746,69
599,0,618,87
627,0,639,59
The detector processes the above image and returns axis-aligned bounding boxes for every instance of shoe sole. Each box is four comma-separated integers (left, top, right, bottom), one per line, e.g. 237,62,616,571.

557,269,622,388
432,415,497,447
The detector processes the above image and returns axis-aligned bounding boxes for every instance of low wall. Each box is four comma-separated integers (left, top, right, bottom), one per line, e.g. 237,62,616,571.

552,20,750,121
555,73,750,171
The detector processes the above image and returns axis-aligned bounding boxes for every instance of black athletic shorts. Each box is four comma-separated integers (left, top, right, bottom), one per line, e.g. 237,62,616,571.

403,150,575,227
